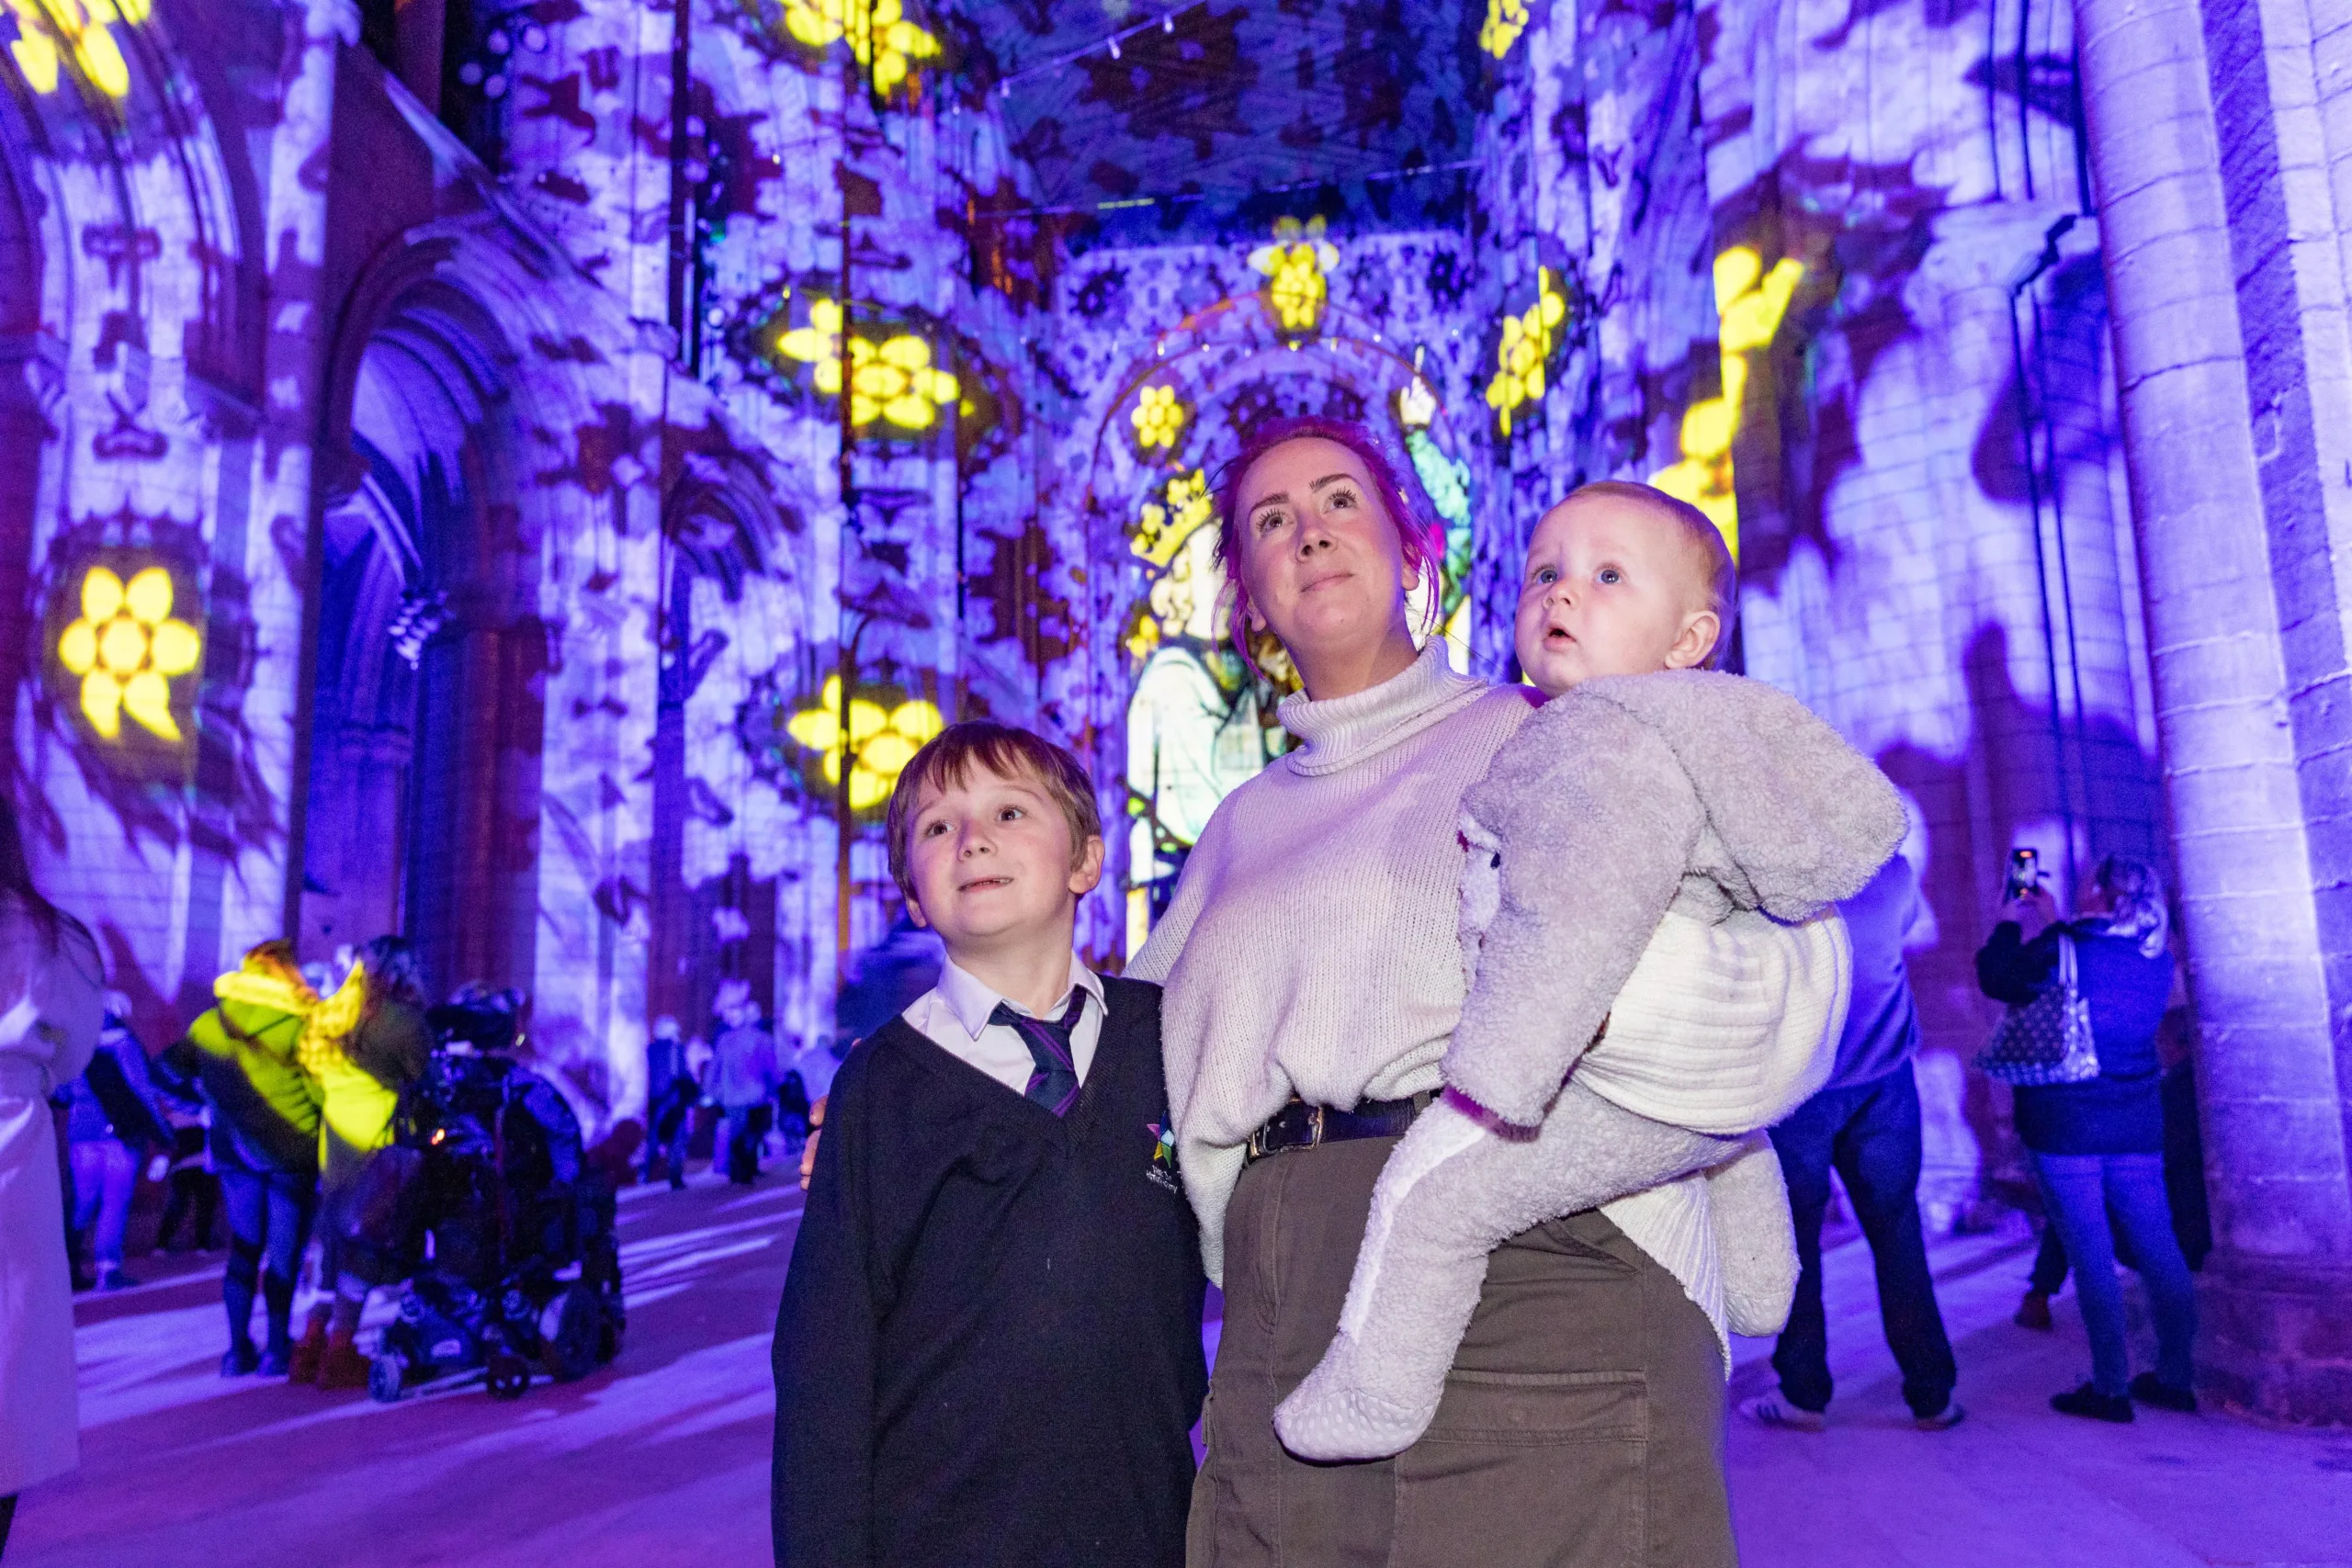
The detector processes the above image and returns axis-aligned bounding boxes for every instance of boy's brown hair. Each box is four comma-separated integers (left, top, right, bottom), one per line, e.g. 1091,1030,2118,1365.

1560,479,1739,668
884,720,1102,898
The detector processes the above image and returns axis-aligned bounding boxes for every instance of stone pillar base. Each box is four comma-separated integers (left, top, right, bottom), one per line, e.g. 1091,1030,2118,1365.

2198,1256,2352,1425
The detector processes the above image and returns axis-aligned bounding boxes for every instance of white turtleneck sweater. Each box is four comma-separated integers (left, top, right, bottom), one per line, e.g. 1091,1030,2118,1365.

1131,643,1537,1280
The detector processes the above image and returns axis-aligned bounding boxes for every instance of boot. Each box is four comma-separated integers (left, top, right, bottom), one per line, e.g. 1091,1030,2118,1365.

287,1307,330,1382
317,1326,371,1392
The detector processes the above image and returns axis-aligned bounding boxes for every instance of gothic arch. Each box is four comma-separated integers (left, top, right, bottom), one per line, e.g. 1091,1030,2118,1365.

303,234,548,997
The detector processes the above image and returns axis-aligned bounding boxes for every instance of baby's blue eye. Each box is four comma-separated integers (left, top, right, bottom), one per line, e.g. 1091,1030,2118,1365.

1532,566,1557,585
1597,567,1623,585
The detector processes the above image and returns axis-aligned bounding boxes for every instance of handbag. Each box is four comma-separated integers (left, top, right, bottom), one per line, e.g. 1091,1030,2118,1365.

1976,930,2101,1086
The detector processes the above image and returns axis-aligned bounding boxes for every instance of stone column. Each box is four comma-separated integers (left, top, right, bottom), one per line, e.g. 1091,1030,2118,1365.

2074,0,2352,1420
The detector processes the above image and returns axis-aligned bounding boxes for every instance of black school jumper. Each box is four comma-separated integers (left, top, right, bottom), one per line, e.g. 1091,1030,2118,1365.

772,975,1206,1568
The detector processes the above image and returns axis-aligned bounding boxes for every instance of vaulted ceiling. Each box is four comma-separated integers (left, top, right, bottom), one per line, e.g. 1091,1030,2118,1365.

956,0,1479,211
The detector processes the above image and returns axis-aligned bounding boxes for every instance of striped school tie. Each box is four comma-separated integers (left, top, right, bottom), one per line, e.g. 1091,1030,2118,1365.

989,995,1084,1116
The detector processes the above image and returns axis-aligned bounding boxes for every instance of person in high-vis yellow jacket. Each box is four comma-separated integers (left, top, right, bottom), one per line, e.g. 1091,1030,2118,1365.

291,937,432,1390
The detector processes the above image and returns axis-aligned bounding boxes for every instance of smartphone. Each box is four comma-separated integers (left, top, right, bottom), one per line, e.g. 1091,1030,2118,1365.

2004,846,2041,901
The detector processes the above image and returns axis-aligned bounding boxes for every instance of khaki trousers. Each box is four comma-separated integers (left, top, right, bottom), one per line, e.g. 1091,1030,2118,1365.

1191,1135,1735,1568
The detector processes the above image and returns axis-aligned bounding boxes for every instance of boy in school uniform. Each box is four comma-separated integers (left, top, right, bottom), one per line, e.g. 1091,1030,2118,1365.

772,720,1206,1568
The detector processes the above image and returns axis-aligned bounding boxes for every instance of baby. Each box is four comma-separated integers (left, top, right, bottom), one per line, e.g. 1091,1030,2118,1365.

1273,480,1905,1461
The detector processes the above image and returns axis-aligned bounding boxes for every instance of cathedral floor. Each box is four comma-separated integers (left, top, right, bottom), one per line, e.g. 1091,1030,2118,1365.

13,1172,2346,1566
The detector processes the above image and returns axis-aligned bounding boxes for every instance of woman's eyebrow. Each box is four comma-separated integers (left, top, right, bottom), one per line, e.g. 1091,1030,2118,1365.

1250,491,1291,512
1307,473,1356,492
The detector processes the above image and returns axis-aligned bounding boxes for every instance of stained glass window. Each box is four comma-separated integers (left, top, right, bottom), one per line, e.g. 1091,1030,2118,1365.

1123,468,1283,952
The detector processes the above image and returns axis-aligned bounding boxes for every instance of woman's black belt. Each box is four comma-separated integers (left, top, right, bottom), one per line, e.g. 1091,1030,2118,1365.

1246,1090,1436,1162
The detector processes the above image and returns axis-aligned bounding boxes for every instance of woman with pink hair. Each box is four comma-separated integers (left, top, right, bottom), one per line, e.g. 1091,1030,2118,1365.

1129,416,1744,1566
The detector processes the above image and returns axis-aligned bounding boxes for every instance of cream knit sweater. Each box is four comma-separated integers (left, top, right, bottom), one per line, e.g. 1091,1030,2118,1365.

1131,644,1537,1280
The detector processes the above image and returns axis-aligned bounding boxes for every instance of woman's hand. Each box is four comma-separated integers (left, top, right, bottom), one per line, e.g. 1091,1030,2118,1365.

2003,884,2057,940
799,1096,825,1191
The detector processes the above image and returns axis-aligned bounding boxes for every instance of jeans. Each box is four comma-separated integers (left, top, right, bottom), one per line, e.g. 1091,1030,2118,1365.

720,1104,768,1183
219,1167,317,1355
158,1168,220,1249
69,1139,138,1270
1769,1060,1959,1417
2031,1151,2197,1396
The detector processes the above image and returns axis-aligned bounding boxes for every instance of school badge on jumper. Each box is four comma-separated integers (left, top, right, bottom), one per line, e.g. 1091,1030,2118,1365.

1146,1120,1181,1193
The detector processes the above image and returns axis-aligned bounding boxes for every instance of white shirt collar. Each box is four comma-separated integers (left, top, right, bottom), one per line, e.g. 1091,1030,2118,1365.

934,952,1104,1040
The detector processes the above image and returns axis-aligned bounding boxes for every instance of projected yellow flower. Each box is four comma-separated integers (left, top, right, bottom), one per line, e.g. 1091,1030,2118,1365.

784,0,941,94
1250,218,1338,335
1648,246,1806,558
775,299,960,431
6,0,146,97
1486,268,1567,436
786,676,944,811
1132,385,1187,450
57,565,198,742
1480,0,1529,58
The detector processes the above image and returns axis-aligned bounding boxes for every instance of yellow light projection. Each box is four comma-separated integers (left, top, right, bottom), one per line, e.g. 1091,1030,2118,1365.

784,0,941,94
1250,218,1337,335
1479,0,1530,57
1647,246,1806,558
786,675,944,811
7,0,147,97
1486,267,1566,436
57,564,199,742
775,299,960,431
1125,468,1216,663
1131,385,1187,451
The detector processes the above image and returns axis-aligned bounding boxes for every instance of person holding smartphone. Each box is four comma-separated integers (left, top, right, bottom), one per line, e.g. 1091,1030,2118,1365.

1976,853,2197,1421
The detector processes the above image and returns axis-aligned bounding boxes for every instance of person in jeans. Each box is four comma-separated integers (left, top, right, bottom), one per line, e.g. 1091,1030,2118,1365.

60,994,174,1291
162,942,323,1377
642,1015,694,1189
710,986,779,1184
1977,852,2196,1421
1742,854,1962,1432
2016,1032,2211,1329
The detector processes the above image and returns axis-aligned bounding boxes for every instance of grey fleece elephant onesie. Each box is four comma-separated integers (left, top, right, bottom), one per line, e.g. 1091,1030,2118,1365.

1272,670,1907,1461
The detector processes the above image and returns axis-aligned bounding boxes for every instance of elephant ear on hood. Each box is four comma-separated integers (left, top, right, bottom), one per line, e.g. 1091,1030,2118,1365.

1573,671,1906,922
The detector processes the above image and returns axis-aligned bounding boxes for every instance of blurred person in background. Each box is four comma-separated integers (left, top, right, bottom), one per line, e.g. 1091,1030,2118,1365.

58,993,173,1292
643,1015,695,1190
1978,853,2196,1422
1743,853,1962,1433
163,942,322,1377
709,983,779,1185
153,1094,220,1254
291,937,433,1390
0,794,105,1552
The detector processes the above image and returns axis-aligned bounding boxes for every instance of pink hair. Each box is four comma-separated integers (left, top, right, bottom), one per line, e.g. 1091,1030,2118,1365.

1210,414,1445,671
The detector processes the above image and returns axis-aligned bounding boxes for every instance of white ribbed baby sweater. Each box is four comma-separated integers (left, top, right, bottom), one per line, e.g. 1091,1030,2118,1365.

1130,644,1537,1280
